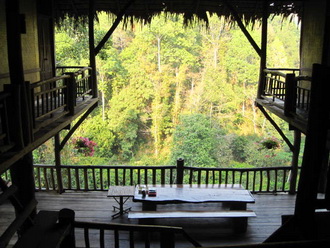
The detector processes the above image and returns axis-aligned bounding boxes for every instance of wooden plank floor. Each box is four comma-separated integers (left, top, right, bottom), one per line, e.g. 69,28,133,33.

0,191,296,247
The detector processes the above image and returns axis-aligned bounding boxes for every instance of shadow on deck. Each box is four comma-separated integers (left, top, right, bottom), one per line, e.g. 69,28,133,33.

0,191,296,247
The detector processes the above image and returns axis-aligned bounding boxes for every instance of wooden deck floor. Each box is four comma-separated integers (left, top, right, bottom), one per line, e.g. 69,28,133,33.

0,191,296,247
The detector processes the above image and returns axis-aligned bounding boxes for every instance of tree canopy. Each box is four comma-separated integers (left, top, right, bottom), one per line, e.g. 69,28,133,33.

34,13,302,168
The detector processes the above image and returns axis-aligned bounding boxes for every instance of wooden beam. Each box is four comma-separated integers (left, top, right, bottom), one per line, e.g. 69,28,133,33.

55,134,64,193
89,0,98,98
94,0,135,55
60,103,98,150
257,104,294,152
9,153,37,234
289,129,301,194
5,0,25,85
223,0,262,56
294,64,330,237
0,199,37,247
5,0,25,149
257,0,269,98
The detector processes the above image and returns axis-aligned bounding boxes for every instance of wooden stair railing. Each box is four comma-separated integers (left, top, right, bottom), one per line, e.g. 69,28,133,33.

74,221,201,248
205,239,330,248
0,178,36,247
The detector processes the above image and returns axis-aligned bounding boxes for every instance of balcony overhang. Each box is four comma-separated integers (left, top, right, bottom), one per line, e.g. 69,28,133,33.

0,97,98,175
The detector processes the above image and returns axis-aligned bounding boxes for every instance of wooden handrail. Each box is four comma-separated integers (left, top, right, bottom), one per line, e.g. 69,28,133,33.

261,68,311,118
30,75,70,89
207,239,330,248
32,163,300,193
74,221,201,248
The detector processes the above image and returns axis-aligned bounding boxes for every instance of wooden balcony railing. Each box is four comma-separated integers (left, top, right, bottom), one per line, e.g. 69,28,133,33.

0,66,97,174
74,220,201,248
261,69,312,118
32,160,300,194
30,75,70,130
28,66,93,131
57,66,93,101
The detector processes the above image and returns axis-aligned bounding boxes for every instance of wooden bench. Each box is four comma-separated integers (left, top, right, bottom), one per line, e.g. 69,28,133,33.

128,210,256,233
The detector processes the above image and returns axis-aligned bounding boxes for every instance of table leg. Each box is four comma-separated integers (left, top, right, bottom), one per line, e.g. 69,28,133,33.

119,196,124,215
111,196,132,219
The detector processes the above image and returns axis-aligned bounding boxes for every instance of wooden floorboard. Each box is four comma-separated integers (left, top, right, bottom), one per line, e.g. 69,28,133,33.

0,191,296,247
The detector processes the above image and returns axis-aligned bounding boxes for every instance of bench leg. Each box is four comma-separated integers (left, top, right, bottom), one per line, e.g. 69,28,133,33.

233,217,248,233
230,202,247,210
142,202,157,211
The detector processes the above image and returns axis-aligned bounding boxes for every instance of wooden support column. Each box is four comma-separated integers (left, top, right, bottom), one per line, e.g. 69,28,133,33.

289,129,301,194
294,64,330,238
318,149,329,193
9,153,37,233
89,0,98,98
55,133,64,193
5,0,25,149
325,158,330,209
257,0,268,98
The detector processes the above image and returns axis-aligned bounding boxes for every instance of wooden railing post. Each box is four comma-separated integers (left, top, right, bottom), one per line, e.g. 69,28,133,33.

289,129,301,194
64,73,76,115
55,133,64,193
160,231,175,248
284,73,296,117
59,208,75,248
176,158,184,184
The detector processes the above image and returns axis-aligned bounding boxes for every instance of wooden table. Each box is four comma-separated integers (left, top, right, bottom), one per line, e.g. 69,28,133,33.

133,184,255,210
130,184,256,233
107,186,135,219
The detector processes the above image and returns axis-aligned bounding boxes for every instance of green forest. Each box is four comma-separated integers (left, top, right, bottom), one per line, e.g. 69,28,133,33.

33,13,303,168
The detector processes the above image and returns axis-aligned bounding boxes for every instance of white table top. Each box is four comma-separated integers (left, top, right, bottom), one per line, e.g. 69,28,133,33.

133,184,255,204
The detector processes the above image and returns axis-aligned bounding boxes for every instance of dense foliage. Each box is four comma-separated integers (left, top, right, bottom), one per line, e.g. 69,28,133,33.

33,13,303,168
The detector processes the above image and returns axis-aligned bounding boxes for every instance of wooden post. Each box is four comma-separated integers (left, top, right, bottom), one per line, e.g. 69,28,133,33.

55,133,64,193
257,0,268,99
176,158,184,184
6,0,24,85
89,0,98,98
9,153,37,233
284,73,297,117
4,84,24,149
64,73,76,115
160,231,175,248
289,129,301,194
5,0,25,149
294,64,330,238
318,149,330,193
58,208,75,248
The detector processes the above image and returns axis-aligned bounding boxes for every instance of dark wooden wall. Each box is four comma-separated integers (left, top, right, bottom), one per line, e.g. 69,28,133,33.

300,0,327,77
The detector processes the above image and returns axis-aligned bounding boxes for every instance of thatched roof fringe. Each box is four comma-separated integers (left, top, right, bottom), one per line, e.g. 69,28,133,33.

53,0,303,29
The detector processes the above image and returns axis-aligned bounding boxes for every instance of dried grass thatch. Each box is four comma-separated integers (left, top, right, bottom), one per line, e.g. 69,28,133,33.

54,0,304,27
